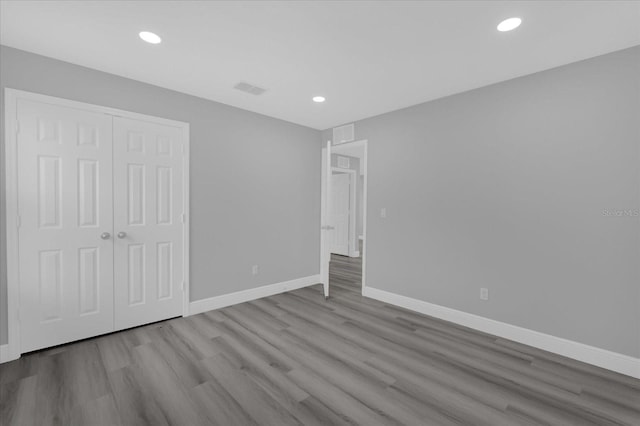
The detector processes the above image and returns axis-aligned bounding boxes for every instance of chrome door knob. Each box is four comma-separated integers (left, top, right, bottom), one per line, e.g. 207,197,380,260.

100,232,111,240
117,232,127,239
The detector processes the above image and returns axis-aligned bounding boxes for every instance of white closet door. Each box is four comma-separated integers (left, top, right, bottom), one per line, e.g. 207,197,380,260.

17,99,114,352
330,173,350,256
113,117,185,330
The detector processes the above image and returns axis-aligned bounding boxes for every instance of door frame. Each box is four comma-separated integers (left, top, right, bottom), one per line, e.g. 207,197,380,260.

320,139,368,297
2,88,191,363
330,167,358,257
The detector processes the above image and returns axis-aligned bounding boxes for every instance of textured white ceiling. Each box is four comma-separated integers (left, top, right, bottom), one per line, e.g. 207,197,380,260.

1,1,639,129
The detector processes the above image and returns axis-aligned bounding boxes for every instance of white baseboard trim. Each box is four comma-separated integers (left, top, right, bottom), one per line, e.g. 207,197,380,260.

0,344,10,363
363,286,640,379
350,251,360,258
189,274,321,316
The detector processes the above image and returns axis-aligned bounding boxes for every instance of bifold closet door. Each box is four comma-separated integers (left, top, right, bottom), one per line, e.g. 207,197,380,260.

17,99,115,352
113,117,185,330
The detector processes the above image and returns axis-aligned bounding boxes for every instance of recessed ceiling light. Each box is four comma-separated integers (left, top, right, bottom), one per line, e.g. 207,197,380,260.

497,17,522,32
139,31,162,44
313,96,326,103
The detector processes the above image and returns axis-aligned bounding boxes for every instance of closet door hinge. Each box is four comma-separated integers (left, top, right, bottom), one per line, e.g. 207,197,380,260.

15,120,20,135
16,215,21,228
181,213,186,224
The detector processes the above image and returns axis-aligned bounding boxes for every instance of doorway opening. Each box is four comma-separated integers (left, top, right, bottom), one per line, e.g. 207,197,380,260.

320,139,368,299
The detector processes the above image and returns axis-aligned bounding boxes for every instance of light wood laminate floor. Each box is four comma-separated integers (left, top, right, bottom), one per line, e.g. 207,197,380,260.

1,250,639,425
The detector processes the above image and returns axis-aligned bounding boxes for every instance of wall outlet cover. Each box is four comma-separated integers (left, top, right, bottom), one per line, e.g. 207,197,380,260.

480,288,489,301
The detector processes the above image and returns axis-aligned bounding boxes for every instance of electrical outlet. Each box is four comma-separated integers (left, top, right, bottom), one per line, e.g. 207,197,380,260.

480,288,489,301
380,207,387,219
252,265,259,275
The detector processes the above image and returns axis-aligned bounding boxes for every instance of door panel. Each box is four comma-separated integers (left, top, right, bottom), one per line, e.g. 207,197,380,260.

330,173,350,256
113,117,184,330
320,142,332,297
17,99,114,352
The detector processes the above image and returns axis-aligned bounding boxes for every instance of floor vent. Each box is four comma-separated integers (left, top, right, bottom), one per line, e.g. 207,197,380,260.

337,156,350,169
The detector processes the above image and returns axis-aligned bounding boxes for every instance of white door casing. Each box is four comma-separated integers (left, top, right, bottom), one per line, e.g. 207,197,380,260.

330,172,350,256
319,141,331,297
319,139,368,301
113,117,185,330
16,99,115,352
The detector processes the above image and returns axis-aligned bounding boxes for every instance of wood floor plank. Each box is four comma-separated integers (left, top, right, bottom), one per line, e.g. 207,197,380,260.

2,249,638,425
287,367,397,426
275,331,439,426
167,316,224,360
498,338,640,389
0,355,39,387
201,353,304,426
189,378,258,426
0,375,37,426
248,297,290,318
296,395,355,426
107,364,170,426
35,342,111,425
68,394,122,426
147,335,216,389
96,332,136,372
215,313,303,373
214,333,356,426
131,343,209,425
214,334,310,402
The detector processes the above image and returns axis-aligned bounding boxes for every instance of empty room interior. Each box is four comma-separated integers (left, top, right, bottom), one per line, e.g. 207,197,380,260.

0,1,639,425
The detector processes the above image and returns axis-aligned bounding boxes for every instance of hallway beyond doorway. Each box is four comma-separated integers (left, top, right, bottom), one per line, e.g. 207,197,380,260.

329,240,363,294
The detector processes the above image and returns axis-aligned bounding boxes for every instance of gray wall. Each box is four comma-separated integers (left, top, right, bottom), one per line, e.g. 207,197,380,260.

0,46,322,345
324,46,640,357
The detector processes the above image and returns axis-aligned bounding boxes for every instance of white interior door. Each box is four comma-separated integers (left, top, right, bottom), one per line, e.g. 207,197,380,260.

320,142,331,297
17,99,114,352
330,172,350,256
113,117,185,330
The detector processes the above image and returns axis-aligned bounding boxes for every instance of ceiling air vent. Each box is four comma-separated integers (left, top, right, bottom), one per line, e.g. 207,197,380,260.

337,156,350,169
234,81,268,96
333,123,355,145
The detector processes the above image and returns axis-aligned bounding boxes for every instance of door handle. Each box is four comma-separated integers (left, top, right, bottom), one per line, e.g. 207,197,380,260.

321,226,335,230
117,231,127,239
100,232,111,240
